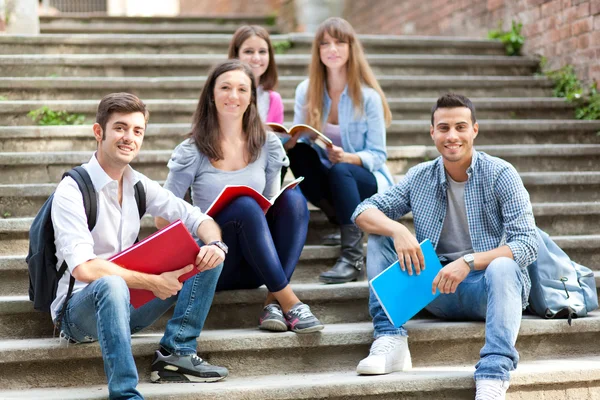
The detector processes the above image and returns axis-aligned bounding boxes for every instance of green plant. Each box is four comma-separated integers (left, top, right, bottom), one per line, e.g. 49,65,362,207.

265,13,277,26
545,65,600,120
273,40,292,55
575,83,600,120
28,106,86,126
2,211,11,218
0,96,7,101
488,21,525,56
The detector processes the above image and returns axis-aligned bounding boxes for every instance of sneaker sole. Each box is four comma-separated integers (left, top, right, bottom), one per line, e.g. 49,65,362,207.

356,358,413,375
290,323,325,334
151,370,227,383
259,319,288,332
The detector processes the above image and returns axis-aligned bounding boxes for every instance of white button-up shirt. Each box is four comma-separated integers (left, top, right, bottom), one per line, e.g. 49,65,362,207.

50,154,211,320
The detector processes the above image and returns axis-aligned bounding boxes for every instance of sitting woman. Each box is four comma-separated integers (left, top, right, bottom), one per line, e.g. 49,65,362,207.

157,59,323,333
287,17,393,284
228,25,283,124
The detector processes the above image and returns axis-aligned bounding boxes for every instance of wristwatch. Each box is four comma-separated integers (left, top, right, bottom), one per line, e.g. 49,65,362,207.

207,240,228,255
462,253,475,271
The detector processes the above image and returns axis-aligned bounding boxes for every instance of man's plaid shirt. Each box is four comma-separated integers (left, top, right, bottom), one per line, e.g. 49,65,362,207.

352,150,538,308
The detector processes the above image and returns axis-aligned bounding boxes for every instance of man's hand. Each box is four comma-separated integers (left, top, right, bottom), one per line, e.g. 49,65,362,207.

196,244,225,272
431,258,470,295
391,225,425,275
327,145,346,164
152,264,194,300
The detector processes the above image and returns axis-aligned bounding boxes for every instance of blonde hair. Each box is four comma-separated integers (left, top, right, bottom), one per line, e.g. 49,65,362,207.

305,17,392,132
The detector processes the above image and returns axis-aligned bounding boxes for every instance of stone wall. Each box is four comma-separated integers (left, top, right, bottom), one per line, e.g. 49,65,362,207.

343,0,600,85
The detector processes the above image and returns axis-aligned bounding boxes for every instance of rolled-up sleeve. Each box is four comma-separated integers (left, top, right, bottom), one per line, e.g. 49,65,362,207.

495,165,538,268
352,170,412,224
51,178,97,272
355,89,387,173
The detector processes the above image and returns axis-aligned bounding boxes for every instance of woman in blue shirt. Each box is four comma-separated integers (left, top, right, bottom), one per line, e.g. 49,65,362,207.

287,17,393,284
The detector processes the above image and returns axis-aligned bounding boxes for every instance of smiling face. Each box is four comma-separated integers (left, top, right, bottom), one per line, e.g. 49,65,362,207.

319,31,349,71
430,107,479,166
238,35,269,84
94,111,146,170
213,69,252,119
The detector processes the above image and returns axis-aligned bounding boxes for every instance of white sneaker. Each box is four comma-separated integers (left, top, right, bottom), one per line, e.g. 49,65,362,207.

475,379,509,400
356,335,412,375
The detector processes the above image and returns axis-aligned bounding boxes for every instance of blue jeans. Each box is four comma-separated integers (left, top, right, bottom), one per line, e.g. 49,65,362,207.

367,234,523,381
288,142,377,224
214,187,309,292
58,264,223,400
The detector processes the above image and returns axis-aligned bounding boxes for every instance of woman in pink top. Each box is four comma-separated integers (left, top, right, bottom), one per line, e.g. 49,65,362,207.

228,25,284,124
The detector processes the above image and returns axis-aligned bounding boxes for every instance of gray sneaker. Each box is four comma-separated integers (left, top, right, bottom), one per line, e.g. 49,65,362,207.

259,303,288,332
284,302,324,333
150,348,228,383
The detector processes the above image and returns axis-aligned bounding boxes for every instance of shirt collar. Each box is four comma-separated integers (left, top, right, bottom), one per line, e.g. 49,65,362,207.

86,153,139,192
436,149,479,186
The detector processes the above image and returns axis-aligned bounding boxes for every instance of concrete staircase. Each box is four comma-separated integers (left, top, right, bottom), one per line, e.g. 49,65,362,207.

0,21,599,399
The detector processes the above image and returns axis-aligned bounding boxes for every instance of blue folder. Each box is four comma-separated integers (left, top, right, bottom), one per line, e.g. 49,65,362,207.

369,239,443,328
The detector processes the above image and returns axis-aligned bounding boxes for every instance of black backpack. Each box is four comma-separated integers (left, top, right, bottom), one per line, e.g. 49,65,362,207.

27,166,146,318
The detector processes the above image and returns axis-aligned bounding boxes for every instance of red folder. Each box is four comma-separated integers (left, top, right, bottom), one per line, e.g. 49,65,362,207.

108,219,200,308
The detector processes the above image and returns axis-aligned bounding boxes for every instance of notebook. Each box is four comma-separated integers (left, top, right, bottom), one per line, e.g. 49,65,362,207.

108,219,200,308
369,239,443,328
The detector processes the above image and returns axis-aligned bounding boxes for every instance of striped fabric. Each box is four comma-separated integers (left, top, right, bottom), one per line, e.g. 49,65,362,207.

352,150,538,308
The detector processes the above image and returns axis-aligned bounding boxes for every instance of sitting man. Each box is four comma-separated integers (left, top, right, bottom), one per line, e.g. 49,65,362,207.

352,93,538,400
51,92,229,399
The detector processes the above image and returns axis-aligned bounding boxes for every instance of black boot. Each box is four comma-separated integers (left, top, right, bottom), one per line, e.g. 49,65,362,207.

319,224,364,284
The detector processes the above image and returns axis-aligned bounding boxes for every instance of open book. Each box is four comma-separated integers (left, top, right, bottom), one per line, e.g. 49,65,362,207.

369,239,444,327
267,122,333,147
205,176,304,217
108,219,200,308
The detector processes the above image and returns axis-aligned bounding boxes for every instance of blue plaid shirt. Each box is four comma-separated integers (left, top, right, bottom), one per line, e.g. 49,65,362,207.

352,150,538,308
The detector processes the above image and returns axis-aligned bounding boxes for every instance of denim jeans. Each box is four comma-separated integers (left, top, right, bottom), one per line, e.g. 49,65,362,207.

215,187,309,292
366,234,523,381
288,143,377,225
58,263,223,400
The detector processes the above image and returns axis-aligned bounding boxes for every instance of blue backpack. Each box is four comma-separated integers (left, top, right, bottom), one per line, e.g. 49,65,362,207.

27,166,146,319
526,228,598,324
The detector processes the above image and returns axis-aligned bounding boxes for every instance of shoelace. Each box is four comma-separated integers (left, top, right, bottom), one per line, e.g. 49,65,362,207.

289,304,313,319
265,304,284,317
190,354,208,367
475,381,508,400
369,336,402,355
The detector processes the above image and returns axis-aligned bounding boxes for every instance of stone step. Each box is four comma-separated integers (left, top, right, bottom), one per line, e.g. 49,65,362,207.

0,54,539,78
0,314,598,390
2,119,597,155
0,97,575,126
0,33,507,55
1,357,600,400
38,15,278,35
0,75,554,100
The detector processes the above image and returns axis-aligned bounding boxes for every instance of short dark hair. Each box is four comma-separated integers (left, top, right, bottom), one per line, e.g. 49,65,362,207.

431,93,476,126
228,25,278,91
96,93,149,135
189,59,266,163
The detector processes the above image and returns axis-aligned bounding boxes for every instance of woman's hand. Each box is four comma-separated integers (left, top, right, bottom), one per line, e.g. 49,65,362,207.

327,145,346,164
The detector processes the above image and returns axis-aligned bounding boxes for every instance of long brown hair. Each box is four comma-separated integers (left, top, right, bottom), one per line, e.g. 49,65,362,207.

228,25,278,91
189,59,266,163
305,17,392,132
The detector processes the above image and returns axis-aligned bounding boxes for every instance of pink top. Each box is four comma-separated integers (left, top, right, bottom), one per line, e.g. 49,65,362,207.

266,90,284,124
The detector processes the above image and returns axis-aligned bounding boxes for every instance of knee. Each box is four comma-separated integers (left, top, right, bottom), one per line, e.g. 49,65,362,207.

276,189,308,218
485,257,521,287
227,196,264,218
328,163,353,181
94,275,129,303
366,234,396,277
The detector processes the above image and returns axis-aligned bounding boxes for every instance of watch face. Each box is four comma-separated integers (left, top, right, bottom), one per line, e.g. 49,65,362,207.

464,254,474,262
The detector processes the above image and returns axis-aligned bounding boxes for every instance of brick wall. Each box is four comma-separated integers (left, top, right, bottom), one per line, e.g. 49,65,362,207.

344,0,600,85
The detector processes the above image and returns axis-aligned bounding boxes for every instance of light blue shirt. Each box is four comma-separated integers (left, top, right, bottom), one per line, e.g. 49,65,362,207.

353,150,539,308
293,79,394,192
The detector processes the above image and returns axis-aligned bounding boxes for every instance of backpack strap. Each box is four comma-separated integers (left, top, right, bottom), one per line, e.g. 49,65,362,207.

134,180,146,219
55,166,97,330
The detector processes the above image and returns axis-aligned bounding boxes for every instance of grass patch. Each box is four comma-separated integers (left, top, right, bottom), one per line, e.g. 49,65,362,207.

273,40,292,55
545,65,600,120
28,106,86,126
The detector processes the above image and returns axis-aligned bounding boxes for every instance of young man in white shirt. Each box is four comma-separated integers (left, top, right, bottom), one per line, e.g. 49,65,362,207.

51,92,229,399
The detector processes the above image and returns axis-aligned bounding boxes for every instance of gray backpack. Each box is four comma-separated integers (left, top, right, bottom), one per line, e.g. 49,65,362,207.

527,228,598,324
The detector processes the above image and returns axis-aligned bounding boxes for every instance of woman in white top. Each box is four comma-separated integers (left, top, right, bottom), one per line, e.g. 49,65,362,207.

157,60,323,333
